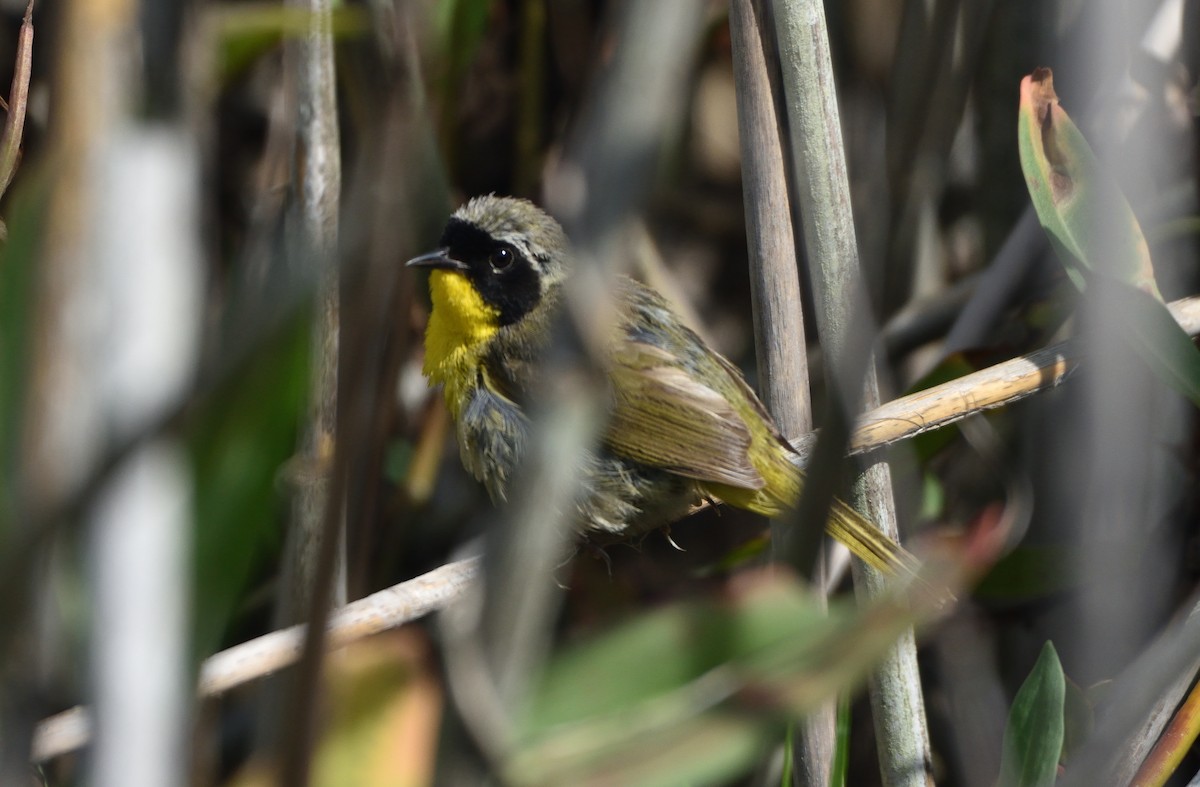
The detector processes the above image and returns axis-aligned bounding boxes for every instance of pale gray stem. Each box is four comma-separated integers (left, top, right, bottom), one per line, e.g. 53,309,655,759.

271,1,344,784
770,0,933,784
729,0,831,781
277,0,346,626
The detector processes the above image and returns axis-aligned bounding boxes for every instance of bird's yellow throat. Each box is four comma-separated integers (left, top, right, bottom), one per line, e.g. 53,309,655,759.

423,270,500,415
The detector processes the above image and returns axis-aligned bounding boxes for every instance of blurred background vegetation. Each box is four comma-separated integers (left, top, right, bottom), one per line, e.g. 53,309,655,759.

0,0,1198,785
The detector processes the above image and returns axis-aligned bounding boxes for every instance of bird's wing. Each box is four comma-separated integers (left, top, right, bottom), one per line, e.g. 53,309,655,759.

604,338,767,490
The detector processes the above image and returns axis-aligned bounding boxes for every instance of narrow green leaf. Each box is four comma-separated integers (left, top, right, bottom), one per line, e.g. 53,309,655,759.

435,0,491,64
524,576,832,733
1091,276,1200,407
0,170,50,530
1017,68,1158,297
999,641,1065,787
1017,68,1200,407
780,722,795,787
974,546,1077,602
830,693,850,787
189,320,309,657
207,4,369,84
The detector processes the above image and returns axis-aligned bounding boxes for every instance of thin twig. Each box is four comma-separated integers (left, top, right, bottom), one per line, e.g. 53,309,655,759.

816,294,1200,457
31,557,481,763
1119,591,1200,784
1130,671,1200,786
1063,587,1200,786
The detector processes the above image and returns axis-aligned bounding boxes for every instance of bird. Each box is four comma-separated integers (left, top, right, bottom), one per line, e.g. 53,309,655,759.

407,194,919,577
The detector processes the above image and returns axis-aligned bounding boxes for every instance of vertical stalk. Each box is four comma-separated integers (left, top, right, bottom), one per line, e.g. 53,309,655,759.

728,0,830,782
514,0,547,197
274,1,343,783
770,0,933,784
278,0,346,626
729,0,812,461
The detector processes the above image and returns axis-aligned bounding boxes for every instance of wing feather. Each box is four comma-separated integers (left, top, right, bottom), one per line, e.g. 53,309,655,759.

603,334,767,490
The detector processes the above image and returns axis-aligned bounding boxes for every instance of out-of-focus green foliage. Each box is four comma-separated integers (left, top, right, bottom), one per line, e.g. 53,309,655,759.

779,724,795,787
693,533,770,578
188,320,310,657
0,172,50,528
434,0,492,77
999,641,1065,787
830,694,850,787
227,632,441,787
509,571,920,786
207,3,370,85
973,545,1077,602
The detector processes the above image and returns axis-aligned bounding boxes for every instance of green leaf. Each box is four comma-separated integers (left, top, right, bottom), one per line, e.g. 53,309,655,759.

207,4,370,85
0,170,51,532
512,712,768,787
1089,275,1200,407
780,723,795,787
830,694,851,787
1017,68,1200,407
1017,68,1158,297
189,319,309,657
511,572,921,786
435,0,492,67
523,575,831,732
999,641,1065,787
974,545,1077,602
693,532,770,578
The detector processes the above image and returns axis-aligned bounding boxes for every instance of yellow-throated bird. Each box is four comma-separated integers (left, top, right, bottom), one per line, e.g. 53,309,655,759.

408,195,917,576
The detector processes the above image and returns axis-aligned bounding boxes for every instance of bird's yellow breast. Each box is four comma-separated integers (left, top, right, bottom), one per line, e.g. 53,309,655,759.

422,270,500,417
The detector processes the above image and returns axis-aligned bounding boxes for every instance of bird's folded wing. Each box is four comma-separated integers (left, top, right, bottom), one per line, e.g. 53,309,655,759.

604,340,767,490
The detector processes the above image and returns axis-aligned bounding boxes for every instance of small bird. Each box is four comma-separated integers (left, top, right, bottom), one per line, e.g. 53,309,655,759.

408,195,917,576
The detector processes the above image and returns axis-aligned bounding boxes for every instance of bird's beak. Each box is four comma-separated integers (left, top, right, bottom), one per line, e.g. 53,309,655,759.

405,248,468,271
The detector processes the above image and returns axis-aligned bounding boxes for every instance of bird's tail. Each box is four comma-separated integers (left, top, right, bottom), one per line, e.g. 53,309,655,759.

720,443,925,581
823,494,924,580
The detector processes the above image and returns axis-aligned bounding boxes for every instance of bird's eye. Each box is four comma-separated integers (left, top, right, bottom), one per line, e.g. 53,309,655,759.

490,246,515,271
